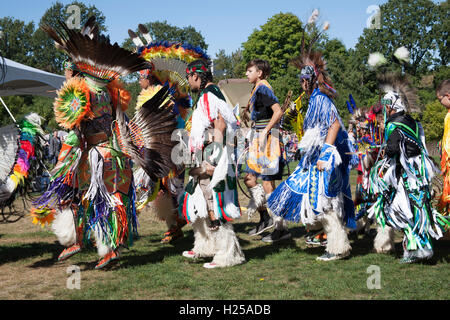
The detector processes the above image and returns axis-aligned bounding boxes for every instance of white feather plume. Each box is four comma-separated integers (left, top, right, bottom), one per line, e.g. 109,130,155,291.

394,46,410,64
308,9,320,25
368,52,387,69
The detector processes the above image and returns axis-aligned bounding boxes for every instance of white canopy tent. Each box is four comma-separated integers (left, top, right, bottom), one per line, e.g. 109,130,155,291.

0,57,65,122
217,78,253,127
218,78,252,111
0,58,65,98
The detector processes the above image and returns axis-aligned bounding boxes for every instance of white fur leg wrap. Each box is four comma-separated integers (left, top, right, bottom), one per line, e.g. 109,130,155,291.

51,207,76,247
93,225,112,257
374,225,395,253
191,219,245,267
148,192,176,228
322,208,351,255
246,184,266,219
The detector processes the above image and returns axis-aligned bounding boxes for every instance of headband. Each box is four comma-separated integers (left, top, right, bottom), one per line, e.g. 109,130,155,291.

63,60,76,71
299,65,316,80
186,63,208,75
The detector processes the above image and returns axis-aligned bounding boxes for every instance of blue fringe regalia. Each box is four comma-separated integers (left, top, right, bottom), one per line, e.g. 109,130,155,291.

268,88,358,228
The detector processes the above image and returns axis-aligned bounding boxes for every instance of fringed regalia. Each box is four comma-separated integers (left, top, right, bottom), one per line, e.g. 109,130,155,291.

368,112,449,254
179,85,241,224
353,109,383,221
0,113,46,215
128,25,211,237
178,81,245,268
245,80,284,178
282,92,305,142
268,88,357,229
31,18,176,262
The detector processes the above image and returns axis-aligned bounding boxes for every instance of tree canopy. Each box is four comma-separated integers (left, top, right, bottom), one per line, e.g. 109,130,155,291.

0,0,448,140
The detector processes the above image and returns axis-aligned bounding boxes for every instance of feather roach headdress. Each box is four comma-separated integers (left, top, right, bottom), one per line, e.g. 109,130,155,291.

291,9,336,99
377,72,419,113
41,17,151,83
128,24,210,99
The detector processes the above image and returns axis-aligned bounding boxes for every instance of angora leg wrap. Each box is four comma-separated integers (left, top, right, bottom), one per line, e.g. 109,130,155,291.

93,226,112,258
51,207,76,247
321,209,351,255
246,184,266,219
191,218,245,267
373,225,395,253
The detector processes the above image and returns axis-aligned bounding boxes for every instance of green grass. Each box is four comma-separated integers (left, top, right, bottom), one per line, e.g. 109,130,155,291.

0,161,449,300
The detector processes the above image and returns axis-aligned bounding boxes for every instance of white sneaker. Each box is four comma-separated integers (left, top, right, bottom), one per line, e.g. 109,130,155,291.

182,250,197,259
316,251,350,261
203,262,220,269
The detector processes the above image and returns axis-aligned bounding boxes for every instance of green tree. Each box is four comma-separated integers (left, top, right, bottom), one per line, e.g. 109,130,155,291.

240,12,322,101
355,0,441,76
0,17,35,65
32,1,108,74
213,49,243,81
242,13,303,80
421,99,447,141
435,0,449,66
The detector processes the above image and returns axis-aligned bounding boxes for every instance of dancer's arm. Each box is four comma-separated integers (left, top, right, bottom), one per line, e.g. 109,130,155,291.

317,119,341,171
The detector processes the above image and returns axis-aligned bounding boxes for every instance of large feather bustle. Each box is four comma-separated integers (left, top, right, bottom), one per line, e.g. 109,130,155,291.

377,72,420,113
41,18,151,81
116,86,177,181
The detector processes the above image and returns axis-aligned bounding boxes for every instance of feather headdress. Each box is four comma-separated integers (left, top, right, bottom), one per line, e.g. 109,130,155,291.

377,72,419,113
292,9,336,99
128,24,210,99
41,17,151,82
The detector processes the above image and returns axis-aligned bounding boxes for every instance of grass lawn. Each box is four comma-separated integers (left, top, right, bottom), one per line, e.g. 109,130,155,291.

0,161,448,300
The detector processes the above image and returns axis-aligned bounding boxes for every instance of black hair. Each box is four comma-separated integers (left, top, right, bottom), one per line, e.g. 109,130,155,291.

187,59,213,91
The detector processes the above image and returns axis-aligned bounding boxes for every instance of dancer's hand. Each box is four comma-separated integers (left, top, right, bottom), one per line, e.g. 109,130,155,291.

316,160,326,171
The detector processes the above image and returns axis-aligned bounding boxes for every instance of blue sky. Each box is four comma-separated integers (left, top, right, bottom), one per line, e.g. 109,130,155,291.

0,0,438,58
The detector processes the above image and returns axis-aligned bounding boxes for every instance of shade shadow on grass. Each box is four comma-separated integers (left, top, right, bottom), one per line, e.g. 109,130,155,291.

0,241,60,266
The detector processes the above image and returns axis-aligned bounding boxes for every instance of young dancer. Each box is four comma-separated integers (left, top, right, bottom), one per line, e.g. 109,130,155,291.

179,59,245,269
242,59,289,242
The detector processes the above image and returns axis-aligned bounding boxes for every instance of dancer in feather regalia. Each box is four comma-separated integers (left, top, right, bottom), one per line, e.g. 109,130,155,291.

367,73,449,263
350,102,383,234
127,24,210,243
31,17,177,269
0,113,46,218
178,59,245,269
267,52,358,261
267,12,358,261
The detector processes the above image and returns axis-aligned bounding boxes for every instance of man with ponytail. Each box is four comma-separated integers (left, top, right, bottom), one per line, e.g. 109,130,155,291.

179,59,245,269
